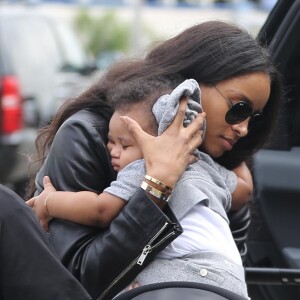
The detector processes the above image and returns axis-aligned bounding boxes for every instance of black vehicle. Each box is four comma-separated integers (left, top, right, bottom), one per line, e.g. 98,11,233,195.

111,1,300,299
245,0,300,299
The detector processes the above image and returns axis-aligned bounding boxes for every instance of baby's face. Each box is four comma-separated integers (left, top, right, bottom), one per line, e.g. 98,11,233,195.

107,110,144,172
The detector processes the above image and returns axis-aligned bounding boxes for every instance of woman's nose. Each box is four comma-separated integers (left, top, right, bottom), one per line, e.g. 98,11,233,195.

232,119,249,137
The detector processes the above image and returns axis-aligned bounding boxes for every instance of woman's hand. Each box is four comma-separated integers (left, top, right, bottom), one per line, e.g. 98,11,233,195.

26,176,56,231
121,97,205,188
127,281,140,291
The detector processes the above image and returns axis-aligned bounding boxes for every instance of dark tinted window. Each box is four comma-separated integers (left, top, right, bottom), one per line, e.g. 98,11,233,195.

284,38,300,147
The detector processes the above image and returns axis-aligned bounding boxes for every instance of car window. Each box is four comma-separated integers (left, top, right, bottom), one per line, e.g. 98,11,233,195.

264,4,300,150
51,20,87,71
285,37,300,147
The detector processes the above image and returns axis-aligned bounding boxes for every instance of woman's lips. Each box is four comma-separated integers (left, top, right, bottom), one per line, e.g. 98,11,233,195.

220,136,236,151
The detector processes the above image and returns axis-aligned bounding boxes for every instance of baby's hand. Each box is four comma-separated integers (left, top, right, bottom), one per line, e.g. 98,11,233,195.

26,176,57,231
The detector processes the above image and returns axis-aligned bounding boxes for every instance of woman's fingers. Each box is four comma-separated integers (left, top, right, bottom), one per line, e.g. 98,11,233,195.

119,97,206,189
120,115,152,146
170,109,205,154
189,112,206,147
169,96,189,128
127,280,140,291
190,128,203,151
186,111,206,136
166,97,205,141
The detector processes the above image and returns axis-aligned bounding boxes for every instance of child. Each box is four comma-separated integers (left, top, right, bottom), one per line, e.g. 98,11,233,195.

27,76,252,298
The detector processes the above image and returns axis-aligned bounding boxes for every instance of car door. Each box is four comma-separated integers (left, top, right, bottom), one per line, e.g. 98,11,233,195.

246,1,300,299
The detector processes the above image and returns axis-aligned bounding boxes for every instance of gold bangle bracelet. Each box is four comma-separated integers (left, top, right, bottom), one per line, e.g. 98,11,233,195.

44,192,54,217
144,175,173,193
141,181,171,202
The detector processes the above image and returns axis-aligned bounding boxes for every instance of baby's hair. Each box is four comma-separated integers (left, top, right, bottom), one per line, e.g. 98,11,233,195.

108,74,184,133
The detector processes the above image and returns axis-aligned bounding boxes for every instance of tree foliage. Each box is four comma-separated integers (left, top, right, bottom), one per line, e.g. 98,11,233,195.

74,9,131,57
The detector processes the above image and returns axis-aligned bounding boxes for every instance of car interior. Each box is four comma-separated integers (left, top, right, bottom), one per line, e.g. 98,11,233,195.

245,1,300,299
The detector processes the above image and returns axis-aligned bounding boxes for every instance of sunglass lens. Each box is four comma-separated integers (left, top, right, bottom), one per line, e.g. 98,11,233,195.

248,113,263,131
225,102,252,125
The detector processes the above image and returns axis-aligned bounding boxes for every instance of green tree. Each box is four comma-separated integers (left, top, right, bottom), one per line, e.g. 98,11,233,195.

74,9,131,58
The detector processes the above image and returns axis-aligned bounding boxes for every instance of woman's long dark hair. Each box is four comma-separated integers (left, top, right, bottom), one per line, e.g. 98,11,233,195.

142,21,282,169
27,59,144,197
27,20,282,197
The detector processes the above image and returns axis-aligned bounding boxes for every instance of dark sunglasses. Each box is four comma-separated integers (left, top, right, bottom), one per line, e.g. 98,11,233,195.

214,86,263,130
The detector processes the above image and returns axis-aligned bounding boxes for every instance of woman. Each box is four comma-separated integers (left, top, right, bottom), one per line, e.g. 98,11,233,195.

29,77,252,298
28,20,281,299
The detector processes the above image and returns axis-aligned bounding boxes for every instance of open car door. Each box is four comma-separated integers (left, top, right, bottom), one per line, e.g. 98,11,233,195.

246,0,300,299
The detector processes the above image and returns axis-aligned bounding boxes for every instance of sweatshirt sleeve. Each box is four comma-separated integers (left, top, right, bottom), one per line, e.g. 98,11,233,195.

104,159,146,201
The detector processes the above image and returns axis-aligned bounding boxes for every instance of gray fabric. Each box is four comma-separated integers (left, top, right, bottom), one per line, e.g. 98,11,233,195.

171,151,236,222
136,251,248,298
105,159,145,201
153,78,206,137
104,152,236,222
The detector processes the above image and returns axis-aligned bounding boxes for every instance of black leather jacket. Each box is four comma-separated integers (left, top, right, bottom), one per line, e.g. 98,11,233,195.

35,109,250,300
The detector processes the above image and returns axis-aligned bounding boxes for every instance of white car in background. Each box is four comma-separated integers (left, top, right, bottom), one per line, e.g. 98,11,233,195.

0,8,97,195
0,8,97,127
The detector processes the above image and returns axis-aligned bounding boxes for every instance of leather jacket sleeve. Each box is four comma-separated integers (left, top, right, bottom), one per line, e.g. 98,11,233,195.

35,110,183,300
35,110,116,194
49,191,182,300
228,203,251,261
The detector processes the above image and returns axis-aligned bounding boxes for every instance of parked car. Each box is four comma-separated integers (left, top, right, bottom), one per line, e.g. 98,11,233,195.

0,8,97,196
0,59,36,197
0,8,97,127
245,1,300,299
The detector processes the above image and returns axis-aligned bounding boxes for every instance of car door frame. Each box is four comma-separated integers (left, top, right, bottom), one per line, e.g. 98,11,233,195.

245,1,300,299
